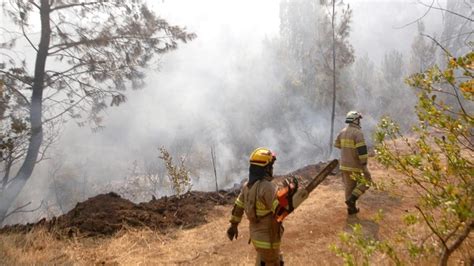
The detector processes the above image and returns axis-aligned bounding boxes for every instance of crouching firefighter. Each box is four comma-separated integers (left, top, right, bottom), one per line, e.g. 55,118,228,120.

226,147,298,266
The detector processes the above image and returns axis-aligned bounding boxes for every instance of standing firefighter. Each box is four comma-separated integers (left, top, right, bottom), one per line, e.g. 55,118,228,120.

226,147,297,265
334,111,372,215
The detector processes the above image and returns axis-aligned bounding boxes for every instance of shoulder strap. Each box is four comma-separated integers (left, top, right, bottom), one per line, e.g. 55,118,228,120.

253,181,261,223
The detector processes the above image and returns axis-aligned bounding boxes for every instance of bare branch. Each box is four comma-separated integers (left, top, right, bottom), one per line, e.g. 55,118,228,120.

0,70,33,88
421,33,452,57
441,219,473,265
431,87,457,97
448,82,471,120
415,205,448,251
21,20,38,52
420,33,472,120
2,82,31,106
42,94,88,124
35,128,58,163
8,200,43,217
385,142,434,197
29,1,40,10
298,124,325,151
432,102,464,116
3,200,43,220
456,134,474,153
48,35,170,55
418,0,474,22
393,0,435,29
444,219,462,243
50,1,103,12
43,62,91,86
440,31,474,43
447,220,473,252
0,52,20,65
0,26,22,36
4,202,31,219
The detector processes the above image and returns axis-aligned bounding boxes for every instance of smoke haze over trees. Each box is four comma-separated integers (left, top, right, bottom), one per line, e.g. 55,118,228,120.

0,0,195,224
0,0,471,225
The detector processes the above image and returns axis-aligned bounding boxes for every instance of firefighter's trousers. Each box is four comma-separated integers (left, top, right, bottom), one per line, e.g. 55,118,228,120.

255,248,283,265
342,167,372,200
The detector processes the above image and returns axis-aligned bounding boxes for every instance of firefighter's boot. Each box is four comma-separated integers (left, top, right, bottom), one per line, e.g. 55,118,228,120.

345,195,359,215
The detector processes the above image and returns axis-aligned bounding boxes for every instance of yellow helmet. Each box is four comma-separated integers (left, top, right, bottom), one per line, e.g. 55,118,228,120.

249,147,276,167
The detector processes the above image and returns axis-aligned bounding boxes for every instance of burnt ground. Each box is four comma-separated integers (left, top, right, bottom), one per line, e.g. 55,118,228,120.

0,161,333,238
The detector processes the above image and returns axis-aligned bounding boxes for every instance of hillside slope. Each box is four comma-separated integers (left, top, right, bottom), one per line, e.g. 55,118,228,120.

0,160,471,265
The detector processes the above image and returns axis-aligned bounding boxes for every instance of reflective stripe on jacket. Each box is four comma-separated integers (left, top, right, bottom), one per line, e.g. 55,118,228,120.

229,178,282,249
334,124,368,172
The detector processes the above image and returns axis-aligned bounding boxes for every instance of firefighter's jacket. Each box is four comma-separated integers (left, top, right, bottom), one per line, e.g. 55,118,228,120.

334,123,368,172
229,178,282,249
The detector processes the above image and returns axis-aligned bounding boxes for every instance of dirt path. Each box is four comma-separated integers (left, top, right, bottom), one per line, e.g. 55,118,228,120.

129,161,409,265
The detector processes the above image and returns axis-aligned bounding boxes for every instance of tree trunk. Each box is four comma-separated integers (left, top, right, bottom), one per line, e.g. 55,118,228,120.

0,80,5,118
52,175,65,214
0,0,50,224
211,147,218,192
1,156,12,191
439,221,473,266
329,0,336,157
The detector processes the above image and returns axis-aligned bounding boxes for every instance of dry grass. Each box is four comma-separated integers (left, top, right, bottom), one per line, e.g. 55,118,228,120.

0,159,472,265
0,206,255,265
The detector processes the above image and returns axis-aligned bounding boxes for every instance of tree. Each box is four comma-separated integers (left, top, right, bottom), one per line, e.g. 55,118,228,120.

381,50,404,85
379,49,417,123
352,53,376,104
439,0,473,59
279,0,322,102
409,22,437,73
375,49,472,264
332,50,473,265
279,0,354,156
0,0,195,224
325,0,354,156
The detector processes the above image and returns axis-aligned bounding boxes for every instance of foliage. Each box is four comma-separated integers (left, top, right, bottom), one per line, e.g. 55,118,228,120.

330,223,401,266
0,0,194,223
333,51,473,265
0,78,29,190
159,147,192,197
0,118,29,187
1,0,196,128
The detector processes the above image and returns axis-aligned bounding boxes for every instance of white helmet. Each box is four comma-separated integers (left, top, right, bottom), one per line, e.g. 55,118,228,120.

345,111,363,124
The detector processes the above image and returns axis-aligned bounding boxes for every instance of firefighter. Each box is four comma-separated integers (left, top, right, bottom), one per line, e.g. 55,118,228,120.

334,111,372,215
226,147,297,266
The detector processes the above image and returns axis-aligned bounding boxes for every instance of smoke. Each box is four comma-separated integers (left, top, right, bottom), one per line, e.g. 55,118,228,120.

3,0,453,224
351,0,446,62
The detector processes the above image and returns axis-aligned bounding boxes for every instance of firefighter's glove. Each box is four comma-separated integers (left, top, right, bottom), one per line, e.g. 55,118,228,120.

226,223,238,241
283,176,299,197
